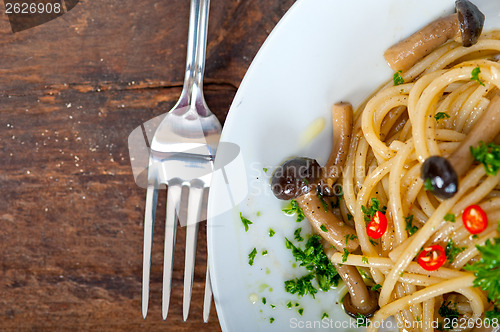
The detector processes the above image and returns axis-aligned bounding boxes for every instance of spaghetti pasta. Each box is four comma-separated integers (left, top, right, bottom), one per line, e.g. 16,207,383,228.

339,30,500,332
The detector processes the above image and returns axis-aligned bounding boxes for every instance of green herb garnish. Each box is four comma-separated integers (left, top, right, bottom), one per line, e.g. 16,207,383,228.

434,112,450,122
361,198,387,223
470,141,500,176
424,178,434,192
342,248,350,263
321,312,329,320
317,191,329,212
240,212,253,232
405,215,418,236
320,224,328,232
284,235,341,297
282,200,305,222
445,238,465,264
269,229,275,237
262,297,266,304
393,70,405,86
438,301,459,321
286,301,292,309
465,238,500,303
471,66,485,86
371,284,382,291
345,234,357,246
270,317,275,324
294,228,304,242
362,256,369,264
444,213,456,222
298,308,304,316
248,248,257,266
262,250,268,256
355,313,370,327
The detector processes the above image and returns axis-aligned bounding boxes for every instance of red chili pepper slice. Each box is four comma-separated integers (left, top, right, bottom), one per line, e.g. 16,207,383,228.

366,211,387,239
417,245,446,271
462,204,488,234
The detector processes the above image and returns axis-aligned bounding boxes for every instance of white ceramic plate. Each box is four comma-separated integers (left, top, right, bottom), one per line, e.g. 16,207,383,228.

208,0,500,331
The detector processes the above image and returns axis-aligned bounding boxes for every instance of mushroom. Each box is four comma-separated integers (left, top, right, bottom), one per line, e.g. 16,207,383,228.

384,0,485,72
319,102,353,196
322,247,379,318
421,95,500,198
271,157,359,252
336,263,379,318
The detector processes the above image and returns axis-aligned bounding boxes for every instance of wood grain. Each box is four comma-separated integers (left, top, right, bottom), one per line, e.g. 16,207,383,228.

0,0,294,330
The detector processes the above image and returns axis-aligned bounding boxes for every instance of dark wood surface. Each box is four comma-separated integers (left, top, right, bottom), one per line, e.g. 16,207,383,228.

0,0,294,330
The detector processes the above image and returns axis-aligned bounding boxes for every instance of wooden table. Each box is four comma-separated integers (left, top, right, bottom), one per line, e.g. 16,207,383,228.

0,0,294,330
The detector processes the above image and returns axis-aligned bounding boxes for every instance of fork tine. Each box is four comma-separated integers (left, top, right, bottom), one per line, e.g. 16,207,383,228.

202,260,212,322
182,185,204,321
142,184,159,319
161,183,182,320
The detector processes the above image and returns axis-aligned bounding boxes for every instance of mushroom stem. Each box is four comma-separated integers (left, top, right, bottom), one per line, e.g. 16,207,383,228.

323,247,379,317
447,95,500,177
321,102,353,189
384,0,485,72
335,268,379,315
384,13,460,72
296,192,359,252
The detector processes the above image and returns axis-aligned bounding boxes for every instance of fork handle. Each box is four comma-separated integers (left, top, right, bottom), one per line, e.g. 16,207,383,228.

181,0,210,111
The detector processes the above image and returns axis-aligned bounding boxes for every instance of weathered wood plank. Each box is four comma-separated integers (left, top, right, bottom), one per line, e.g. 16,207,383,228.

0,0,295,330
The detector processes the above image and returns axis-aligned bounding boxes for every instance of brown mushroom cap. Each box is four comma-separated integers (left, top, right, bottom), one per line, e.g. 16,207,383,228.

271,157,321,200
343,289,380,318
456,0,485,47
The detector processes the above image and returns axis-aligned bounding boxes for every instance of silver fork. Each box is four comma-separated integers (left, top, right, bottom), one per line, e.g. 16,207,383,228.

142,0,221,321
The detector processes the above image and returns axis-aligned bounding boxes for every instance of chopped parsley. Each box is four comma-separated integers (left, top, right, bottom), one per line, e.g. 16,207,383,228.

369,239,379,246
470,141,500,176
320,224,328,232
362,256,369,264
393,70,405,86
270,304,276,309
269,317,275,324
262,250,268,256
371,284,382,291
465,238,500,303
240,212,253,232
355,313,371,327
286,301,292,309
444,213,456,222
262,297,266,304
284,235,341,297
317,192,329,212
405,215,418,236
298,308,304,316
282,200,305,222
486,306,500,320
321,312,329,320
342,248,350,263
424,178,434,191
445,238,465,264
294,228,304,242
248,248,257,266
263,167,268,173
269,228,275,237
434,112,450,122
361,198,387,223
345,234,357,246
471,66,485,86
438,301,459,321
